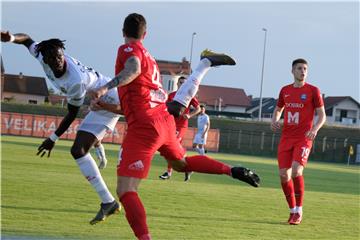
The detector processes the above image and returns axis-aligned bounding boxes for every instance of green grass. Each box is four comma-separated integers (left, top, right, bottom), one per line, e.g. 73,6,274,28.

1,135,359,240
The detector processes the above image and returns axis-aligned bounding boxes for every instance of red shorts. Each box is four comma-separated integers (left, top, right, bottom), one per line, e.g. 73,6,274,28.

117,114,186,179
277,137,313,169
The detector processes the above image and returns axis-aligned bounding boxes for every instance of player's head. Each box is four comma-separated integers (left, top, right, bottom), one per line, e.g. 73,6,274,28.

200,104,206,114
177,76,186,89
36,38,66,74
291,58,308,82
123,13,147,40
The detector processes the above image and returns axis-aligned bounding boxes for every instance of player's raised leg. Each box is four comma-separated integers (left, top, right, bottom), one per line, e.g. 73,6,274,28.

167,154,260,187
167,50,236,117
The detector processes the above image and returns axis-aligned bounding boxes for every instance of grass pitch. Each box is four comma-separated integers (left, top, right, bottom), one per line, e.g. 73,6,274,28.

1,135,359,240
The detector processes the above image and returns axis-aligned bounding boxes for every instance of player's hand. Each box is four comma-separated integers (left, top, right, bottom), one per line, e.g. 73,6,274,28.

183,114,190,119
270,121,281,132
88,86,108,100
1,31,12,42
305,129,317,140
37,138,55,158
90,99,103,111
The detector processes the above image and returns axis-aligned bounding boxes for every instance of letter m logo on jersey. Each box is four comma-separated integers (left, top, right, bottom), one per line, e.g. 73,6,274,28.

287,111,299,124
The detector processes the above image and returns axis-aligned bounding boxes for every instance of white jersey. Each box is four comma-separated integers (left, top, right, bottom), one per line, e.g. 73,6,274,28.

28,42,120,129
196,113,210,134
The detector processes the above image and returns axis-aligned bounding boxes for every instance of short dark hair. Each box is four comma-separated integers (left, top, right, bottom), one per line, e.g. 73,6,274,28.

36,38,65,57
178,76,186,81
292,58,308,67
200,104,206,108
123,13,146,39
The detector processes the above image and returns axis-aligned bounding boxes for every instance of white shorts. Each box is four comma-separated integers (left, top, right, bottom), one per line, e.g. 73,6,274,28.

81,109,120,130
77,75,121,140
78,123,110,140
79,86,120,136
193,132,207,145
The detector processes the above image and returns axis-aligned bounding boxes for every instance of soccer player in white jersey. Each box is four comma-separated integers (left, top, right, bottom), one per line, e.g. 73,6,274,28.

193,104,210,155
1,31,121,224
186,105,210,181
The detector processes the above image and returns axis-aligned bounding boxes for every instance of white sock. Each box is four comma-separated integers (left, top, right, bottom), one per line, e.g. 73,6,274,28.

199,148,205,155
76,153,115,203
296,206,303,214
174,58,211,107
290,207,297,214
95,144,106,160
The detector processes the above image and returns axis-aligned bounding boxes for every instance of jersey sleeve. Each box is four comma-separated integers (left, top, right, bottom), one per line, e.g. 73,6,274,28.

312,86,324,108
276,87,285,108
66,83,86,107
190,97,200,108
28,42,43,62
115,44,143,75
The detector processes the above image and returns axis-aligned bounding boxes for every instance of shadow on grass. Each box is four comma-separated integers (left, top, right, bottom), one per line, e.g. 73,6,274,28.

2,139,74,154
148,211,242,222
1,205,94,214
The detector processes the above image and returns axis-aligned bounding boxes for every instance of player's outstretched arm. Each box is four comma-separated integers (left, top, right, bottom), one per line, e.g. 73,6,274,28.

89,56,141,99
37,104,80,157
1,31,34,48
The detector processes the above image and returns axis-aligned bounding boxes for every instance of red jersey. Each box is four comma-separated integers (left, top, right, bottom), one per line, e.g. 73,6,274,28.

277,83,323,138
115,41,168,125
167,91,199,129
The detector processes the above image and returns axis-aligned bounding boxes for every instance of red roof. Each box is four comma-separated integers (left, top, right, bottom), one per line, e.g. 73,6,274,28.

324,96,360,109
157,59,190,75
196,85,251,107
3,73,48,96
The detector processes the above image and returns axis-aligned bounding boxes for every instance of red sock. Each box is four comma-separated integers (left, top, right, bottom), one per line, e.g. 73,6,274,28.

183,155,231,175
120,192,150,240
167,163,172,174
293,175,304,207
281,180,296,209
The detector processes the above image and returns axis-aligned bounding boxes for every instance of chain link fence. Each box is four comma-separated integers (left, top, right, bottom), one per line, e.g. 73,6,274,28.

219,128,360,164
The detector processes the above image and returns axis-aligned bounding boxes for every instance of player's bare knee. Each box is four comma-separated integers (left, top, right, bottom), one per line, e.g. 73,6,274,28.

291,170,303,178
170,160,186,172
70,144,87,159
279,174,291,182
279,170,291,182
116,187,125,199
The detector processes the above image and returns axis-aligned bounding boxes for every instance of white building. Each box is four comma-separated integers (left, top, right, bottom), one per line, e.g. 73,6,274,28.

324,96,360,127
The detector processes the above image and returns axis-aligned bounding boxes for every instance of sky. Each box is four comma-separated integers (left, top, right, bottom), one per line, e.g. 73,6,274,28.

1,0,359,101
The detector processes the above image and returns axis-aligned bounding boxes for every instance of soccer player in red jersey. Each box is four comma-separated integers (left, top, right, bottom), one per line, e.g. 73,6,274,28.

271,58,326,225
91,13,260,240
159,76,201,180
